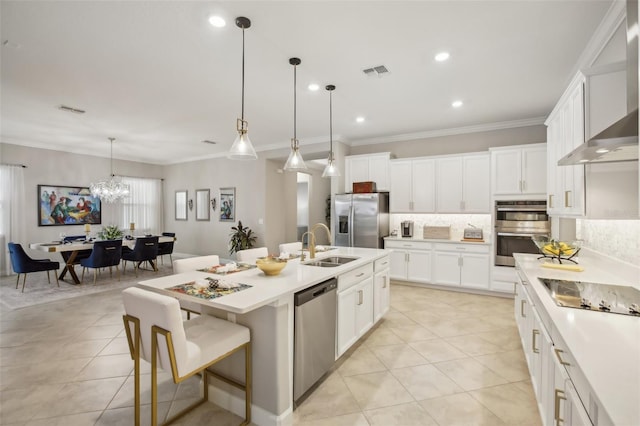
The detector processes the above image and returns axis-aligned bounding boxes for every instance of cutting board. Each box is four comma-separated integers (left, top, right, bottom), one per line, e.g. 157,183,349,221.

423,226,450,239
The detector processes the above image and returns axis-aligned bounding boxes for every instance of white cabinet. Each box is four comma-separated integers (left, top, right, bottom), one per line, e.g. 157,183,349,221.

432,243,490,289
373,256,390,322
389,158,435,212
344,153,391,192
384,240,432,283
436,153,490,213
491,144,547,196
337,264,374,357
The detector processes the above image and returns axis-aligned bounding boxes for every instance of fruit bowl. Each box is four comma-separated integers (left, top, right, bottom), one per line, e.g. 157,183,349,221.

531,236,581,263
255,256,287,276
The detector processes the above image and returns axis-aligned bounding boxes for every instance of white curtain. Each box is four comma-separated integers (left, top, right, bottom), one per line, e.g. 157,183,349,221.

114,176,162,235
0,165,25,276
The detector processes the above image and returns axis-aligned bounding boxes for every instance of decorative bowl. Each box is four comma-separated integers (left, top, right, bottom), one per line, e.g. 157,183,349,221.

256,257,287,276
531,236,581,257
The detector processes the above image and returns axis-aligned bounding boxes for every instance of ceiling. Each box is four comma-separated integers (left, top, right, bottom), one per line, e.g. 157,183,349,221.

0,1,613,165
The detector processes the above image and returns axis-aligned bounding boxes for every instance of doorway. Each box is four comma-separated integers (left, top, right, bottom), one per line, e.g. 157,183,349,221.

297,173,310,241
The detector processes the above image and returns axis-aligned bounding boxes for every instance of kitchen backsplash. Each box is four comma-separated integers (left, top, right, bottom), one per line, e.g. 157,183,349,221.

576,219,640,265
390,214,492,241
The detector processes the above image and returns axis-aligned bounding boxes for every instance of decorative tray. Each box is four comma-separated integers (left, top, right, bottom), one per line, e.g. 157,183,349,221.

167,277,252,300
198,263,256,275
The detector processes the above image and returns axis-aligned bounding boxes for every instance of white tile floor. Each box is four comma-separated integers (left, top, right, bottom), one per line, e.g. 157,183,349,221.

0,276,541,425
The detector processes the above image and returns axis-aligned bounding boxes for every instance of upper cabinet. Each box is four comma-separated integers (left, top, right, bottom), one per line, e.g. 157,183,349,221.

490,144,547,197
344,153,391,192
389,158,435,213
436,153,491,213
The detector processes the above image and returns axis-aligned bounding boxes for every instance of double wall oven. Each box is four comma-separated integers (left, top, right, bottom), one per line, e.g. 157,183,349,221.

494,200,550,267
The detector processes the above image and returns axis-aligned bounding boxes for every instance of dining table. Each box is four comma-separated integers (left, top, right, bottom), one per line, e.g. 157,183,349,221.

29,235,176,284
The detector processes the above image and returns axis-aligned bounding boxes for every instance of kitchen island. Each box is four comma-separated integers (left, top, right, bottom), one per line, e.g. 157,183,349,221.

137,247,391,426
513,251,640,426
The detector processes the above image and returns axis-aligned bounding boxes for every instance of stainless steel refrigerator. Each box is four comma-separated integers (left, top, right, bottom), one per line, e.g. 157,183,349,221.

334,192,389,248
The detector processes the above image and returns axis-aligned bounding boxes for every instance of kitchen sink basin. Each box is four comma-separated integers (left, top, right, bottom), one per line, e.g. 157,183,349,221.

303,256,359,268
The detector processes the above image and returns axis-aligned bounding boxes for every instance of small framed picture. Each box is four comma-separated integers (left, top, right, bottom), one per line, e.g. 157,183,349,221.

219,187,235,222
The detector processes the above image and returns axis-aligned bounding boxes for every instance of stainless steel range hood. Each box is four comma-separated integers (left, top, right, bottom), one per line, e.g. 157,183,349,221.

558,0,639,165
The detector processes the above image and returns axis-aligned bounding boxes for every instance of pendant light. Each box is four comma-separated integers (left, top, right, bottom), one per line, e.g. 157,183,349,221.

322,84,340,177
228,17,257,160
90,137,130,203
283,57,307,171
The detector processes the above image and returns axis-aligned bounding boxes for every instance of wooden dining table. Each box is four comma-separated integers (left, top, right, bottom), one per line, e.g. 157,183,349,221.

29,236,175,284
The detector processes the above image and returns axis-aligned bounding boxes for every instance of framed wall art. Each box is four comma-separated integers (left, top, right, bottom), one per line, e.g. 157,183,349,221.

38,185,102,226
219,187,235,222
195,189,210,221
175,190,188,221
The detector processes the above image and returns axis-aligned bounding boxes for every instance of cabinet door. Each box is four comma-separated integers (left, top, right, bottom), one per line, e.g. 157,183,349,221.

355,277,374,337
432,251,460,286
389,250,407,280
389,160,412,212
406,250,431,282
566,83,585,215
337,287,358,357
373,269,390,322
521,146,547,195
462,154,490,212
436,157,463,212
460,253,489,289
345,157,370,192
369,155,390,191
565,380,593,426
492,149,523,195
546,113,563,214
412,158,436,212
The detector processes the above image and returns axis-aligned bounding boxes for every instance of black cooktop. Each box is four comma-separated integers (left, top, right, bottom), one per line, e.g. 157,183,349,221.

539,278,640,317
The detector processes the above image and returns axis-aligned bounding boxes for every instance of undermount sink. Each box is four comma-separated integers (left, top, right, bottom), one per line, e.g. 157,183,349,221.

303,256,359,268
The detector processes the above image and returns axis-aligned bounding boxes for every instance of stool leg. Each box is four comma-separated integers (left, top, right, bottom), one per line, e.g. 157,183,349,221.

245,342,252,425
21,274,27,293
15,273,20,289
46,270,51,284
93,268,97,284
55,270,59,287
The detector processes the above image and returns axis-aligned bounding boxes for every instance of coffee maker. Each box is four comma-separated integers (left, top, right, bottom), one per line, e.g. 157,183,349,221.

401,221,414,238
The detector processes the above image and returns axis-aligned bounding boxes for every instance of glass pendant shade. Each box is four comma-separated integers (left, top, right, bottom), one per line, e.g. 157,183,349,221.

322,84,340,177
90,137,130,203
228,17,257,160
284,57,307,171
284,139,306,171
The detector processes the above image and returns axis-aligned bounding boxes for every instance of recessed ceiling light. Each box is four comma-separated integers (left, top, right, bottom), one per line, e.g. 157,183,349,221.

595,148,609,154
356,116,365,123
452,100,463,108
308,83,319,91
208,15,226,28
435,52,450,62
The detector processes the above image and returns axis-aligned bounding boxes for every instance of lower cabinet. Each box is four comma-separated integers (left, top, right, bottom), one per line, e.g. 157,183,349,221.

385,240,432,282
373,256,390,323
337,264,374,358
432,244,489,289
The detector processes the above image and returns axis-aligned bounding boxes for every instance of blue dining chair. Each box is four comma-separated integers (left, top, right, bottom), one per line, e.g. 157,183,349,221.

8,242,60,292
80,240,123,284
121,236,159,276
157,232,175,265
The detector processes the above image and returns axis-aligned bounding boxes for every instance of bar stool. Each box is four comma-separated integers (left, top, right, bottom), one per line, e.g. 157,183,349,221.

122,287,251,426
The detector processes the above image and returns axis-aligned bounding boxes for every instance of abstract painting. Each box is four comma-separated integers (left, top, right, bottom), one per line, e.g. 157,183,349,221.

38,185,102,226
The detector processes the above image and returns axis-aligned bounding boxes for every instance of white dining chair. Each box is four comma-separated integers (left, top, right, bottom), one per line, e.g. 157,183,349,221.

122,287,251,426
172,255,221,274
236,247,268,264
278,242,302,256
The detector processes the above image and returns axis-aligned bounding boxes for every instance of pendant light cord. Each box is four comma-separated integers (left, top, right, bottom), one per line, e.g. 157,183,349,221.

293,63,297,141
241,27,245,123
329,90,333,156
109,137,115,177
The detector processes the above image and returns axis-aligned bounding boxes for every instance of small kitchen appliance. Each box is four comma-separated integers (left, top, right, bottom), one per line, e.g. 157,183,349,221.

401,221,414,238
463,224,483,241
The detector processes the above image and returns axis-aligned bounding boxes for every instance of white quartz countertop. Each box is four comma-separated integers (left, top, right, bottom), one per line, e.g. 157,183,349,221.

137,247,391,314
514,251,640,426
384,236,491,245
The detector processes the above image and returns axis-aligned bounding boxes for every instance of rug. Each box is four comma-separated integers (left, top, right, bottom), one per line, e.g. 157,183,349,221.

0,257,183,311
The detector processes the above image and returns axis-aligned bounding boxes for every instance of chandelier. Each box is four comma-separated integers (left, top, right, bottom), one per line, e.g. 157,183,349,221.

90,137,130,203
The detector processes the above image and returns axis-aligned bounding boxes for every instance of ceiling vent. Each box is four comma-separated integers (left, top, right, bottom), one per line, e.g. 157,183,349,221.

58,105,86,114
201,140,217,145
362,65,390,78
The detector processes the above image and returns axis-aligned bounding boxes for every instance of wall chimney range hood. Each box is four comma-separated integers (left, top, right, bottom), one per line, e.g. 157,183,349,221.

558,0,639,165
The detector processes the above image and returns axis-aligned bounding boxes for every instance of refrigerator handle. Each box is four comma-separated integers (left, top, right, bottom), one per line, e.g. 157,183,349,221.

349,205,355,247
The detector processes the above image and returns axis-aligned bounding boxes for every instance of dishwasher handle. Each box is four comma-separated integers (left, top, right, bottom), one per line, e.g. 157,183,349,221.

295,278,338,306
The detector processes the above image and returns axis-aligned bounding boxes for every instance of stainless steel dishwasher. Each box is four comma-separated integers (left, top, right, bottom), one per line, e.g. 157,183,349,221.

293,277,338,403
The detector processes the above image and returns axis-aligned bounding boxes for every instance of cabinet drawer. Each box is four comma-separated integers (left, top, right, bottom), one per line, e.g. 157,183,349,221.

374,256,390,272
384,240,432,250
434,243,489,253
338,263,373,291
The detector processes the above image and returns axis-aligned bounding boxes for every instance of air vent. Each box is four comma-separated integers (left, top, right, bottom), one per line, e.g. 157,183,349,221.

362,65,390,77
201,140,217,145
58,105,86,114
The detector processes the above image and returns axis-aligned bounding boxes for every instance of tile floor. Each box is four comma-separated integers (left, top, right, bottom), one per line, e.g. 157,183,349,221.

0,278,541,425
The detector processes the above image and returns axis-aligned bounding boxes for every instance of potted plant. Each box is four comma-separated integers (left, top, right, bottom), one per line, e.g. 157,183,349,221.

229,221,257,254
97,224,124,240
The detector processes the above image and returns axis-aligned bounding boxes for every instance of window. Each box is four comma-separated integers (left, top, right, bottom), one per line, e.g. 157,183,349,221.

118,177,162,235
